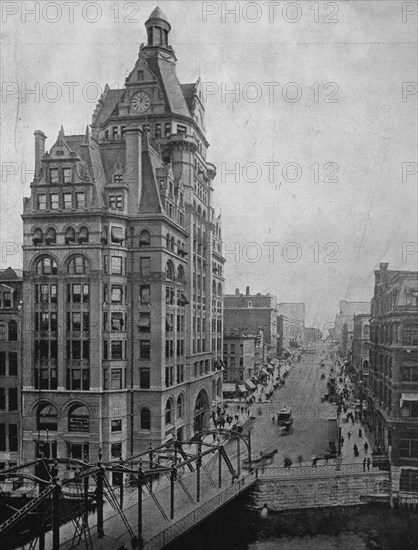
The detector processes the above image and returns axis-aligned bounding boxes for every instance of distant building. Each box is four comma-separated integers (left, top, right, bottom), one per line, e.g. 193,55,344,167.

334,300,370,354
276,303,305,348
305,326,323,346
224,287,278,359
0,268,22,469
352,313,370,393
368,263,418,494
222,333,256,399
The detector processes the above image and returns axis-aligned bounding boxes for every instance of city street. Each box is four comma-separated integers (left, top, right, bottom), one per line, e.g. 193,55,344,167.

246,344,338,467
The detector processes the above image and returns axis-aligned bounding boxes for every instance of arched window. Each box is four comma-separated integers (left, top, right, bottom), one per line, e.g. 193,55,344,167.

177,394,184,419
140,408,151,430
32,228,43,245
139,230,151,247
170,236,175,251
36,257,57,276
65,226,76,245
364,325,370,339
37,402,58,431
217,378,222,397
45,227,56,245
68,256,89,275
217,283,222,296
166,233,170,249
248,301,253,308
212,280,217,295
212,380,216,400
177,265,184,284
165,399,174,424
166,260,174,281
68,404,89,432
8,320,17,341
0,324,6,342
77,226,89,244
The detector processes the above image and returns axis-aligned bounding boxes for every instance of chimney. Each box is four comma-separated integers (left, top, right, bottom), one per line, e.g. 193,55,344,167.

124,123,142,215
34,130,46,180
235,288,239,295
246,286,250,295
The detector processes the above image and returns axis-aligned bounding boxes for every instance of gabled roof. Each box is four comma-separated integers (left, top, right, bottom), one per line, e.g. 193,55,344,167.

0,267,23,280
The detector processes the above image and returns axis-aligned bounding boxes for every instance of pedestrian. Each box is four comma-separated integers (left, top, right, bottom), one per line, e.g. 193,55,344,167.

347,431,351,440
362,457,366,471
287,458,292,469
341,436,345,447
364,441,369,453
298,454,303,466
367,457,371,471
354,444,359,457
311,456,318,468
359,428,362,438
272,415,275,423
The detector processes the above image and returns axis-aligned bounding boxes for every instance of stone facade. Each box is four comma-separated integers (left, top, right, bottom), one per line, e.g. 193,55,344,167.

367,263,418,479
276,302,305,348
255,471,390,510
0,268,22,468
334,300,370,354
352,313,370,393
20,7,225,465
223,334,255,384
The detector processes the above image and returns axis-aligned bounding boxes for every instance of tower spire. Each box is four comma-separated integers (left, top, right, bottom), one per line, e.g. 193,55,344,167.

145,6,171,48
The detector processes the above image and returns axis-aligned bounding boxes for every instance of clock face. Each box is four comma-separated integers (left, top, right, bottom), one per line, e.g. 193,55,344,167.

132,91,151,113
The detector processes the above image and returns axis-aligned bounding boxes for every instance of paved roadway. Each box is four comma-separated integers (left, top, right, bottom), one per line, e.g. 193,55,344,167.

247,342,338,467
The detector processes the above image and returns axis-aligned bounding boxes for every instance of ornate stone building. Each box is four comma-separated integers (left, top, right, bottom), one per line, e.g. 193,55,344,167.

368,263,418,492
21,7,225,465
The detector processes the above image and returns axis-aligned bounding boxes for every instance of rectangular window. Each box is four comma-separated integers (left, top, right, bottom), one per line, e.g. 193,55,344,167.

140,285,150,304
111,369,123,390
111,256,123,275
63,167,72,183
109,195,123,209
112,126,118,138
138,70,144,80
8,353,17,376
50,168,59,184
50,193,59,210
111,285,123,303
139,368,150,388
177,124,187,134
38,194,46,210
63,193,72,209
76,192,85,209
111,341,123,360
0,424,5,451
140,257,151,277
0,353,6,376
111,442,122,459
155,123,161,138
111,419,122,432
140,340,151,360
165,122,171,136
138,312,151,333
9,424,18,452
0,389,5,410
103,340,108,360
8,388,17,411
111,313,124,332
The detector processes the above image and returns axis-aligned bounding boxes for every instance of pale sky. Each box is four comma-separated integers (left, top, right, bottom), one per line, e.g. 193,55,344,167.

1,0,417,329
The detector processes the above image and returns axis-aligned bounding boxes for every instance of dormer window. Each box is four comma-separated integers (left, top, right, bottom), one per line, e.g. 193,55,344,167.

112,126,118,138
113,174,123,184
50,169,59,184
165,123,171,137
109,195,123,210
63,168,72,184
138,70,144,81
155,124,161,138
177,124,187,135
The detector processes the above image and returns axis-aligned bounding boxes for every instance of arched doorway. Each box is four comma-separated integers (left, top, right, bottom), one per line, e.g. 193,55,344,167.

194,390,210,433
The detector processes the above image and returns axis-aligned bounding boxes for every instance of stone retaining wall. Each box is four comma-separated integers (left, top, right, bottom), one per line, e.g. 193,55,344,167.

254,471,390,510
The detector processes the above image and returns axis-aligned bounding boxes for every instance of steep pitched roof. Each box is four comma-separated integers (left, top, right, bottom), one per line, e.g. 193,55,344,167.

0,267,22,280
145,56,191,117
139,137,163,214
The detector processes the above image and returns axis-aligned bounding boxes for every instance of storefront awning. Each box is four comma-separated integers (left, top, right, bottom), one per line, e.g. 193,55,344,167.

238,384,247,393
259,368,269,377
400,393,418,407
244,379,256,390
0,284,14,292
